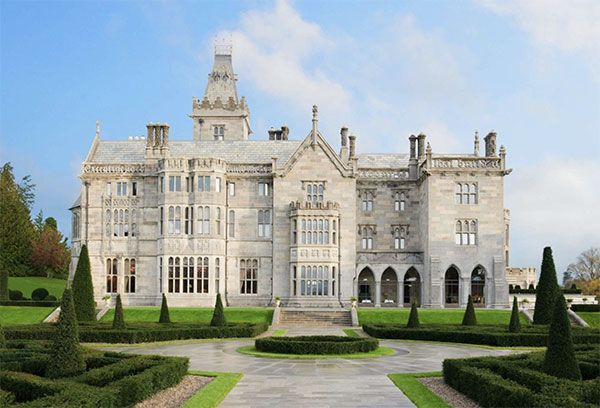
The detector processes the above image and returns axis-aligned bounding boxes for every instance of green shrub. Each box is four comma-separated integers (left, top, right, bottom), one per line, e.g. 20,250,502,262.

44,295,57,302
571,304,600,313
112,294,125,330
406,302,420,328
509,296,521,333
255,335,379,355
0,322,5,348
47,288,85,378
461,295,477,326
31,288,49,301
0,299,59,307
0,389,14,406
74,355,163,387
158,293,170,324
71,245,96,322
533,247,559,324
543,294,581,380
210,293,227,326
9,289,25,300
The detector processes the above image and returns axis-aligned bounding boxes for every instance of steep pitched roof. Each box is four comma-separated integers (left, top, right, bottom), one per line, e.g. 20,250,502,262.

357,153,410,169
203,51,238,104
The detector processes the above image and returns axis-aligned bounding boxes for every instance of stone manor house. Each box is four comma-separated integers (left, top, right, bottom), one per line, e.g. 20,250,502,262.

69,47,512,309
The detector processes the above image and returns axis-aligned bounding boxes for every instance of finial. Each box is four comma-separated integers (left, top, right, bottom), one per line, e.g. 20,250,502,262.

311,105,318,145
312,105,318,121
426,142,432,154
474,130,480,156
95,120,100,138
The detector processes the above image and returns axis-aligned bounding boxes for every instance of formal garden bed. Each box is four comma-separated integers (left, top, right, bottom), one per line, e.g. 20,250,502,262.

255,335,379,355
442,344,600,407
0,340,189,407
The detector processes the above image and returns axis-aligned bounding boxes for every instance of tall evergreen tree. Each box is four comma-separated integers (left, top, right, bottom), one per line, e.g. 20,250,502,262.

0,163,35,285
47,289,86,378
71,245,96,321
509,296,521,333
542,294,581,380
210,293,227,326
112,294,125,329
159,294,171,324
533,247,560,324
406,301,420,328
462,295,477,326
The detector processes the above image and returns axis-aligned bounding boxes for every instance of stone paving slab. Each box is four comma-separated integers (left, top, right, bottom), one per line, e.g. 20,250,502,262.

104,339,515,407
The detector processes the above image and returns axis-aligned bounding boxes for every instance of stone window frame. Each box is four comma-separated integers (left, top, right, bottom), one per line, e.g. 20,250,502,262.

299,217,331,245
359,189,376,212
105,258,118,294
213,124,225,141
116,181,128,197
455,219,478,246
228,210,235,237
300,265,330,296
392,225,409,250
455,182,478,205
392,190,407,211
197,175,211,192
197,206,210,235
167,256,211,294
240,258,258,295
302,180,326,203
258,181,271,197
358,224,376,250
169,176,182,192
184,206,194,235
124,258,136,293
257,209,272,238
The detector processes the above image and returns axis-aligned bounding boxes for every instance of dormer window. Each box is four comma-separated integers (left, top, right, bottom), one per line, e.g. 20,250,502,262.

213,125,225,140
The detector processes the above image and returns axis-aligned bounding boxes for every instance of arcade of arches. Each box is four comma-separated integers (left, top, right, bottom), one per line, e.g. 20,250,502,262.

356,265,487,307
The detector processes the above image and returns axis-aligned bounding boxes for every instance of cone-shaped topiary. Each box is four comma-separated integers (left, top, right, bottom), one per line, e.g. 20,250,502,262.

509,296,521,333
406,301,420,328
210,293,227,327
0,322,6,348
462,295,477,326
112,294,125,329
159,293,171,324
47,289,85,378
71,245,96,322
542,294,581,380
533,247,559,325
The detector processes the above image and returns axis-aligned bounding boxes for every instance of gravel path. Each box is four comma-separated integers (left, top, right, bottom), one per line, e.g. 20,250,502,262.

418,377,479,408
134,375,212,408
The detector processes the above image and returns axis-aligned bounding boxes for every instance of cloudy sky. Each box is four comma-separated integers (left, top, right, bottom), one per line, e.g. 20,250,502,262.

1,0,598,276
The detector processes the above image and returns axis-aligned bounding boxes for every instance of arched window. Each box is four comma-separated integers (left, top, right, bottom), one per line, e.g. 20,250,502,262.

292,219,297,244
324,219,329,244
228,210,235,237
168,257,174,292
444,267,459,305
131,209,137,237
215,207,221,235
124,210,129,237
301,219,306,244
394,192,406,211
197,257,209,293
455,220,477,245
174,206,181,234
182,257,190,293
471,267,486,305
113,210,118,237
394,227,406,250
456,182,478,204
362,191,374,212
258,210,271,238
119,210,124,237
215,258,220,293
168,206,174,234
106,258,118,293
125,258,136,293
361,227,373,249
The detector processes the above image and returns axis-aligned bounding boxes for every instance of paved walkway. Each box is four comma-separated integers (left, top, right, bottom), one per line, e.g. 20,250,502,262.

105,329,514,408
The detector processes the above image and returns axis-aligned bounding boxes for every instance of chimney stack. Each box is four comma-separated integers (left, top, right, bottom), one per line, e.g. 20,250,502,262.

340,126,349,162
417,133,426,159
474,131,480,156
409,135,417,159
484,131,497,157
349,134,356,159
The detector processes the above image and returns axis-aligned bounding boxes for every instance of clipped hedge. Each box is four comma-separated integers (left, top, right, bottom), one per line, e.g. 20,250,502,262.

0,300,60,307
362,324,600,347
443,345,600,407
4,322,269,343
510,288,582,294
255,335,379,355
571,304,600,313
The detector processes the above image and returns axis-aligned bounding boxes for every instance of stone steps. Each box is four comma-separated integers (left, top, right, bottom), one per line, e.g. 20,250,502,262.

278,309,352,326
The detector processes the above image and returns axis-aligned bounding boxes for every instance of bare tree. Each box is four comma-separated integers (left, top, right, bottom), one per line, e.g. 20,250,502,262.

566,247,600,281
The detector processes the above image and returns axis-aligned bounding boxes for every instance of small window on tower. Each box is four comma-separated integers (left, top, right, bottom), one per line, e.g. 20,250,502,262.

214,125,225,140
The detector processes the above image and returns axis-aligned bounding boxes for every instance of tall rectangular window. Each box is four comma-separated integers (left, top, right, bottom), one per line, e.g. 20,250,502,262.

215,207,221,235
394,192,406,211
186,176,194,193
215,177,222,192
228,182,235,196
258,210,271,238
132,182,138,196
106,258,118,293
106,182,112,196
169,176,182,192
196,257,209,293
228,210,235,237
213,125,225,140
116,182,127,197
215,258,220,293
159,177,164,193
258,182,270,196
124,258,136,293
362,191,374,212
240,259,258,294
159,207,164,235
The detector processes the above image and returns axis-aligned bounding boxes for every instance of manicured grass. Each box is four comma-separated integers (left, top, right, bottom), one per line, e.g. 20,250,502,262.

388,372,450,408
101,307,273,324
358,308,529,326
0,306,55,325
236,345,396,359
184,371,243,408
272,329,287,336
8,276,67,298
343,328,359,337
577,311,600,328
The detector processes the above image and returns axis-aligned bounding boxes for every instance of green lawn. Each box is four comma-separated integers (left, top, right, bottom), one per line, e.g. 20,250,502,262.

236,345,396,359
0,306,55,325
577,312,600,328
388,372,450,408
343,328,360,337
8,276,67,298
183,371,243,408
101,307,273,324
358,308,529,326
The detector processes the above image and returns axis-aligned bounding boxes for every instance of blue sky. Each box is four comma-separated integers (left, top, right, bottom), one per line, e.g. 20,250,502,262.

1,0,599,275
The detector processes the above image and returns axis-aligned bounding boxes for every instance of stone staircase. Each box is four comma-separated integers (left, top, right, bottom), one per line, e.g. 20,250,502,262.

277,308,352,326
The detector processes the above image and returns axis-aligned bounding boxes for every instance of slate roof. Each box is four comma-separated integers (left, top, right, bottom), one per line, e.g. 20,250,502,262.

88,140,302,164
356,153,410,168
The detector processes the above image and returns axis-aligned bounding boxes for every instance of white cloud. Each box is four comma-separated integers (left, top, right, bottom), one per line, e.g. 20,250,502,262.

507,158,600,274
219,0,351,117
478,0,600,81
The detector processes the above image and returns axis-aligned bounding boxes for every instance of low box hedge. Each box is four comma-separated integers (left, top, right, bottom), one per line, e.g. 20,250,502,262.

4,322,269,343
362,324,600,347
443,346,600,407
0,300,60,307
255,335,379,355
571,304,600,313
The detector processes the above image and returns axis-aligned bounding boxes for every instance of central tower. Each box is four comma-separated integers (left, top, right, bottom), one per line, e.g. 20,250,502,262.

190,45,252,141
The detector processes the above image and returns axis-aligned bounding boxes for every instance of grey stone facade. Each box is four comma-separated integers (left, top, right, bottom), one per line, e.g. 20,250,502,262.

70,49,511,308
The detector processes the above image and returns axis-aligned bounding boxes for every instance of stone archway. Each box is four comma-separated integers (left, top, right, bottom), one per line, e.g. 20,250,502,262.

357,267,375,305
471,266,486,306
381,267,398,306
444,266,460,306
403,267,421,306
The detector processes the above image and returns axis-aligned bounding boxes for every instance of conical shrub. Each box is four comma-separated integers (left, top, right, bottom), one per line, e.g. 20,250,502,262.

509,296,521,333
112,294,125,329
47,289,85,378
72,245,96,322
406,301,420,328
210,293,227,327
462,295,477,326
542,294,581,380
159,294,171,324
533,247,559,324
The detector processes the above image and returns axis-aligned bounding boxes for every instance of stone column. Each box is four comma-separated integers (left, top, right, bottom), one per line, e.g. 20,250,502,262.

375,281,381,307
460,277,470,308
397,280,403,307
